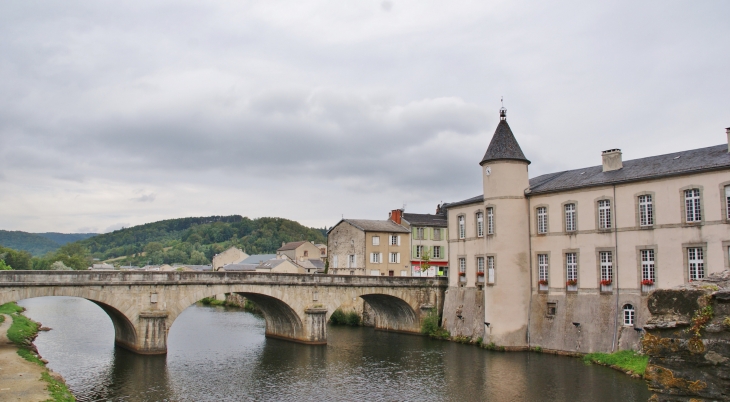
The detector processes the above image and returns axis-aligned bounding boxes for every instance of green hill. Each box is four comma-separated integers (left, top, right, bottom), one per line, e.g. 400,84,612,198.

0,230,63,256
77,215,327,266
36,232,97,246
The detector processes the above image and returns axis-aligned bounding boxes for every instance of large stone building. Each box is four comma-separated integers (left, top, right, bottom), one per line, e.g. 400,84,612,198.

327,213,411,276
441,107,730,353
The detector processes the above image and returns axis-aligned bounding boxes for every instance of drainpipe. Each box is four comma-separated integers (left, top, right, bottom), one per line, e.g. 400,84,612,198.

611,184,620,352
526,192,533,347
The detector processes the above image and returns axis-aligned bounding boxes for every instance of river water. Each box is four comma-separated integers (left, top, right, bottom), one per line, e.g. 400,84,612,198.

18,296,651,401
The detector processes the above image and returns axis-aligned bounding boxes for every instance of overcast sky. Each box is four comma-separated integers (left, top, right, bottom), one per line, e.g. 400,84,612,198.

1,1,728,233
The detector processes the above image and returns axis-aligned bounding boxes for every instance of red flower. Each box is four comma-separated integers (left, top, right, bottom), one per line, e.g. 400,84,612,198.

538,279,548,286
641,279,654,286
458,272,466,276
566,279,578,286
476,272,485,276
600,279,612,286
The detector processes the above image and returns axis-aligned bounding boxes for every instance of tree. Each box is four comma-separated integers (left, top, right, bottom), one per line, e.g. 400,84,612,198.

50,261,72,270
189,250,209,265
420,249,431,277
0,260,12,270
144,242,164,254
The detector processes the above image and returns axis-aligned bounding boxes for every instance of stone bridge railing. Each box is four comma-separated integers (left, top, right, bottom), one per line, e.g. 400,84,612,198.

0,271,447,354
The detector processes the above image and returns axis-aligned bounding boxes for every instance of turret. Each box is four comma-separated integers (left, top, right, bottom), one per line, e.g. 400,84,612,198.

480,106,532,349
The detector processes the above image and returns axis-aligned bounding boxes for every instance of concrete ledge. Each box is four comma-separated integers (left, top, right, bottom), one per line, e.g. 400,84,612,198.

114,340,168,355
264,333,327,345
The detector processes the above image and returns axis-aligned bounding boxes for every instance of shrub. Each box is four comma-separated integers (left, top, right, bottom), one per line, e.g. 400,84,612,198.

199,297,225,306
330,309,361,326
420,308,450,339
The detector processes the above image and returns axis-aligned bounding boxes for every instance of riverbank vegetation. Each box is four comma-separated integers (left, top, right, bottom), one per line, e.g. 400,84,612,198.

583,350,648,376
0,302,76,401
329,309,361,326
420,309,450,339
199,297,226,306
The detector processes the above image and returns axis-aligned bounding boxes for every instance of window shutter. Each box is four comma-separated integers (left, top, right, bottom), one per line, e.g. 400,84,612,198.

370,253,374,263
397,235,401,246
412,245,417,258
379,253,383,264
353,255,357,267
396,253,401,263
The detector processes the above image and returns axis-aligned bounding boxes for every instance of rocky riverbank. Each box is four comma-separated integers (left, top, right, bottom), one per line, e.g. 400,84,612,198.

643,270,730,401
0,303,75,401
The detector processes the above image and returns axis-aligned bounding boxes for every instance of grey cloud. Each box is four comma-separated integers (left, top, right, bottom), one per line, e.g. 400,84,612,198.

131,194,156,203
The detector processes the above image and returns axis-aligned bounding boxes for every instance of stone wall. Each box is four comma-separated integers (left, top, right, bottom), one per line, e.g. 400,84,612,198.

441,287,485,340
643,270,730,401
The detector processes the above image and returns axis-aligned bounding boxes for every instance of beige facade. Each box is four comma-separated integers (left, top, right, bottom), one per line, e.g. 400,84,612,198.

212,247,249,270
255,258,303,274
277,241,323,263
327,219,411,276
442,111,730,353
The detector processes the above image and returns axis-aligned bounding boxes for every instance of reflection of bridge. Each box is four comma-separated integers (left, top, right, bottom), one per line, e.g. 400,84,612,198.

0,272,446,354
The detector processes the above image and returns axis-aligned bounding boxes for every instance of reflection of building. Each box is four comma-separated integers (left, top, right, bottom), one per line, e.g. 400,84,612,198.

441,108,730,353
327,212,411,276
402,210,448,277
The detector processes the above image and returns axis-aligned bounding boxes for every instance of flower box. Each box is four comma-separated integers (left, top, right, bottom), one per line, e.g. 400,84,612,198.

476,272,485,276
641,279,654,286
566,280,578,287
600,279,612,286
538,280,549,286
458,272,466,276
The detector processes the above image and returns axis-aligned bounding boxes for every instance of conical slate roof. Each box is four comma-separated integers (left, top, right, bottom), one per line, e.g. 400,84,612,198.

479,119,530,165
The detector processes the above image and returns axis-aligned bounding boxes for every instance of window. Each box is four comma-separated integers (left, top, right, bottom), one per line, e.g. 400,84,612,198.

304,250,309,257
477,257,485,273
416,227,425,240
332,255,338,268
487,207,494,235
372,236,380,246
415,245,423,258
370,253,382,264
390,235,400,245
641,249,655,284
348,254,356,268
487,256,495,284
639,195,654,226
726,186,730,220
476,212,484,237
688,247,704,281
623,304,635,326
370,270,379,276
458,216,466,239
598,200,612,229
565,203,576,232
547,302,557,316
537,207,548,234
566,253,577,283
400,270,408,276
433,228,441,241
685,189,701,222
433,246,441,259
459,258,466,273
600,251,613,286
538,254,549,285
389,252,400,264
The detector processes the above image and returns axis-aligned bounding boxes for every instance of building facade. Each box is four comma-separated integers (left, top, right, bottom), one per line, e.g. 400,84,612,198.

402,211,449,277
327,217,411,276
442,108,730,353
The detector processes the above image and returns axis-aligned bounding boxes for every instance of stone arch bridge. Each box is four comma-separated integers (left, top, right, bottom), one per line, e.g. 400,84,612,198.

0,271,446,355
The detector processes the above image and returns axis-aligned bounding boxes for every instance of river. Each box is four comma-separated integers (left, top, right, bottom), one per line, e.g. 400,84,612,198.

18,296,651,401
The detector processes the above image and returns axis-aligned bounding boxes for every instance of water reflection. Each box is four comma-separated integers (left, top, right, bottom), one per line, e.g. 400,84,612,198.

18,297,650,402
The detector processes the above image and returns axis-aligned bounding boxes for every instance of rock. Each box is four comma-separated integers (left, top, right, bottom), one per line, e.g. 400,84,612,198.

40,359,49,364
38,327,52,331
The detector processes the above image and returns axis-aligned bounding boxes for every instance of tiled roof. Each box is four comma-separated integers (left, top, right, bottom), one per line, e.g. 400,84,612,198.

331,219,410,233
528,144,730,195
402,213,448,227
277,241,307,251
480,119,530,165
221,263,257,271
442,194,484,209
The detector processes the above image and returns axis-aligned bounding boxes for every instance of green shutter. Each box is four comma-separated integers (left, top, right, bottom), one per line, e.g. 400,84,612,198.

412,245,417,259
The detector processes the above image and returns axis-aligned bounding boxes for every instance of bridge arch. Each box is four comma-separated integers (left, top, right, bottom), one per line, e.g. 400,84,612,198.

359,293,419,333
0,288,139,352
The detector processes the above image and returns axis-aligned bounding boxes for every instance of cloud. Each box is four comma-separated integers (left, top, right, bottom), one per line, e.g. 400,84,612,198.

131,193,156,203
0,1,728,233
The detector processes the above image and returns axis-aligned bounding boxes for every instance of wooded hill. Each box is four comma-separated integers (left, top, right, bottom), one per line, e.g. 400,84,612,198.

0,231,97,256
77,215,328,267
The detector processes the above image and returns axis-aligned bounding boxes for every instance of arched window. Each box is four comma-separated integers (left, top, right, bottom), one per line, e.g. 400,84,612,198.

623,304,635,326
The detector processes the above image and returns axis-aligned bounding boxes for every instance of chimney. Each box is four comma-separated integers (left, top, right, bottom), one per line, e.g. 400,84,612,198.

390,209,402,225
282,242,286,247
726,127,730,153
602,149,622,172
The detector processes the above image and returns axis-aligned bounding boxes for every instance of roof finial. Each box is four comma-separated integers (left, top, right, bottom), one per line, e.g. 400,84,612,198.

499,97,507,121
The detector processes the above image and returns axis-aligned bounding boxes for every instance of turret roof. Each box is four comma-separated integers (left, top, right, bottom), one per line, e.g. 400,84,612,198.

480,119,530,165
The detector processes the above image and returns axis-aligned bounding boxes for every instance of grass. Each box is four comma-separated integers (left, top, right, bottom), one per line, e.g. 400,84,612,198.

42,372,76,402
0,302,76,401
329,308,361,326
420,309,450,340
583,350,649,376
